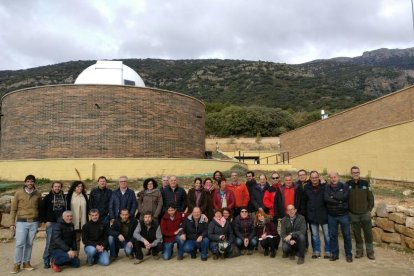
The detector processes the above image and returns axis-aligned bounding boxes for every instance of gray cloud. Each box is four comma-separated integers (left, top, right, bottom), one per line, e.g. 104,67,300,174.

0,0,412,70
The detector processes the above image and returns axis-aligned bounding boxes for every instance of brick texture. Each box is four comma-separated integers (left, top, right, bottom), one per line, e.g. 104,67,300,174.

280,86,414,157
0,85,205,159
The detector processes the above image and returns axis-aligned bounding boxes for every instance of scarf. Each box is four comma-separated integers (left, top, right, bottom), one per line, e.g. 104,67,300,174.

195,189,202,206
214,216,227,227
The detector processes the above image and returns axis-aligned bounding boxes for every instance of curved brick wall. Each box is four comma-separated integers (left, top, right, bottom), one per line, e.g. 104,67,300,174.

0,85,205,159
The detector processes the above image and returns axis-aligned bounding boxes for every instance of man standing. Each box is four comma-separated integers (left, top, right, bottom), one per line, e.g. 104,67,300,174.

49,211,80,272
280,205,306,264
10,175,42,274
133,212,163,264
40,181,67,268
324,172,352,262
162,176,187,213
108,208,138,260
227,172,250,217
160,175,169,190
109,176,137,223
82,209,110,266
296,170,310,187
89,176,112,224
274,173,305,219
346,166,375,260
251,174,270,214
245,171,257,216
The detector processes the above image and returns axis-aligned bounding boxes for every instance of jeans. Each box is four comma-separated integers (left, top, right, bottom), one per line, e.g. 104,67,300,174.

43,222,56,264
84,245,110,266
235,237,258,250
135,241,163,260
349,212,374,254
310,223,330,255
162,235,183,260
51,249,80,268
282,233,306,258
14,221,38,264
108,235,134,257
178,238,209,259
328,214,352,258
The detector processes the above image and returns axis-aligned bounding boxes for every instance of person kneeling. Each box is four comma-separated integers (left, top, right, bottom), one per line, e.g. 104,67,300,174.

233,207,257,255
82,209,110,266
254,210,280,258
133,212,163,264
179,207,209,261
281,205,306,264
208,209,234,259
49,211,80,272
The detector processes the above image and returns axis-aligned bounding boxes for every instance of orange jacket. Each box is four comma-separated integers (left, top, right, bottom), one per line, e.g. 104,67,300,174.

227,182,250,208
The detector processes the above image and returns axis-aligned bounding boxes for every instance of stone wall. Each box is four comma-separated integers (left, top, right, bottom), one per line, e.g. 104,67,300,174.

372,202,414,250
1,85,205,159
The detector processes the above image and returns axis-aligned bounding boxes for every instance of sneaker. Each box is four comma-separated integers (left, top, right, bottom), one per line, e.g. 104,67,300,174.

51,260,61,273
367,252,375,260
329,255,339,261
22,262,34,271
346,256,353,263
201,257,207,261
134,259,143,265
312,253,321,259
11,264,20,274
297,257,305,265
246,250,253,255
323,253,331,259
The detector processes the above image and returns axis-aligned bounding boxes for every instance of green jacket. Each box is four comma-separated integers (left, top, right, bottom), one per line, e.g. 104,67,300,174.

346,179,374,214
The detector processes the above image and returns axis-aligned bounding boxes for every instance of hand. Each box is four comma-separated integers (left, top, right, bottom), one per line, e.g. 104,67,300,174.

127,241,133,248
110,219,115,225
145,243,152,249
174,228,182,235
284,234,291,242
220,235,225,241
261,233,267,240
180,234,186,241
143,239,150,248
118,234,125,242
244,238,249,247
68,250,76,258
289,240,296,245
196,236,202,243
96,245,104,252
46,222,51,228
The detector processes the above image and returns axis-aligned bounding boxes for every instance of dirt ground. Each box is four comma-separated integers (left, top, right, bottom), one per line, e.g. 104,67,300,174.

0,237,413,276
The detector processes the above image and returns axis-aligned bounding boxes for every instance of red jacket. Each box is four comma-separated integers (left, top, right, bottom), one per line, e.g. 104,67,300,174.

227,182,250,208
212,188,235,211
263,184,280,217
160,211,185,243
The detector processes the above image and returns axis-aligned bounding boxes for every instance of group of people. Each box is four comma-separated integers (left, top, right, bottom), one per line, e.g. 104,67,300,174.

9,166,375,273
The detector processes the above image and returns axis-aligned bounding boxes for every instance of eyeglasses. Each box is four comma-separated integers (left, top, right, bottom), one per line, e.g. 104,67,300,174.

298,174,306,177
240,210,248,213
272,177,279,180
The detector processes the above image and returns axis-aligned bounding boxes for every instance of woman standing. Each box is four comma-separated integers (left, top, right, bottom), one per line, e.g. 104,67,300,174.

203,177,215,220
137,178,163,221
187,177,208,215
66,180,89,252
212,178,235,213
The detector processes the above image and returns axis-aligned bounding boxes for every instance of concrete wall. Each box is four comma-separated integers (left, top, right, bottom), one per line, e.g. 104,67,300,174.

1,85,205,159
0,159,244,181
290,120,414,181
280,85,414,158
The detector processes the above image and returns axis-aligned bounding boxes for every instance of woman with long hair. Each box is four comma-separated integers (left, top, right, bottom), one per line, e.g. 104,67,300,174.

187,177,208,215
254,210,280,258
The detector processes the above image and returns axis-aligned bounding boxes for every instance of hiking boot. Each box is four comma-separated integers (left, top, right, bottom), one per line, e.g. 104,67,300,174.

51,260,61,273
324,253,331,259
297,257,305,265
11,264,20,274
22,262,34,271
264,248,269,256
367,252,375,260
329,255,339,261
346,256,353,263
355,252,363,258
134,259,143,265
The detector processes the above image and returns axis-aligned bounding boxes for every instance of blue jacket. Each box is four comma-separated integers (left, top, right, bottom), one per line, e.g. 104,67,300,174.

303,182,328,224
162,186,187,212
109,188,137,220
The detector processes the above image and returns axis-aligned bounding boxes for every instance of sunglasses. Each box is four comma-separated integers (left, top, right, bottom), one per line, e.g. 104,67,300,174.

272,177,279,180
240,210,248,213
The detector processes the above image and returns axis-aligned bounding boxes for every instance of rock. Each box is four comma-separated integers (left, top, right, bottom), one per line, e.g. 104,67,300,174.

0,213,13,227
372,227,383,243
375,217,395,232
396,205,408,213
408,209,414,217
395,224,405,234
0,195,14,213
402,189,412,196
394,224,414,239
376,202,389,218
386,205,396,213
405,237,414,250
0,228,14,240
388,243,405,250
372,218,376,227
389,213,407,224
406,217,414,229
400,235,406,247
382,232,401,243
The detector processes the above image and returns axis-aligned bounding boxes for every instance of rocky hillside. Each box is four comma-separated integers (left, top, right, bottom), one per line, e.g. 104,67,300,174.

1,47,414,114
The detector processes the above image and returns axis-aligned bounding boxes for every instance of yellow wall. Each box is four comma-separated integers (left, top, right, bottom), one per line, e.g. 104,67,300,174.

290,120,414,181
0,158,245,181
247,164,294,172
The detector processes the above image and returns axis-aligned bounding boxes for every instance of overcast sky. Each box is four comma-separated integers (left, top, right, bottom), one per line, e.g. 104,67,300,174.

0,0,413,70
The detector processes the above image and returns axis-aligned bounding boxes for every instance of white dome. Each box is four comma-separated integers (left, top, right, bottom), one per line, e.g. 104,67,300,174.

75,60,145,87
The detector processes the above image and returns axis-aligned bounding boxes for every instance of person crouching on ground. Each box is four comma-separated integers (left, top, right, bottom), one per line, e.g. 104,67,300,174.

160,203,185,260
233,207,257,255
281,204,306,264
208,209,234,259
254,210,280,258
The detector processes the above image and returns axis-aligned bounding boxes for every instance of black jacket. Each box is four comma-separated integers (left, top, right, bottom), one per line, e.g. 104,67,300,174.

89,187,112,217
162,186,187,212
303,182,328,224
187,188,209,214
208,219,234,243
81,220,109,249
40,191,67,223
324,182,349,216
250,183,270,212
232,215,256,240
246,179,257,213
274,183,305,219
49,218,77,253
108,218,138,243
181,214,209,240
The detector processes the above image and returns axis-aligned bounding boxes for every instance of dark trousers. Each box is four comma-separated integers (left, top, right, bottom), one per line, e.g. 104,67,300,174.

50,249,80,268
134,241,162,260
349,212,374,254
282,234,306,258
260,236,280,252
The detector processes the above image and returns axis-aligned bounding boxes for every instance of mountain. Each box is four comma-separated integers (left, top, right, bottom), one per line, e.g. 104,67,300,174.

1,47,414,114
